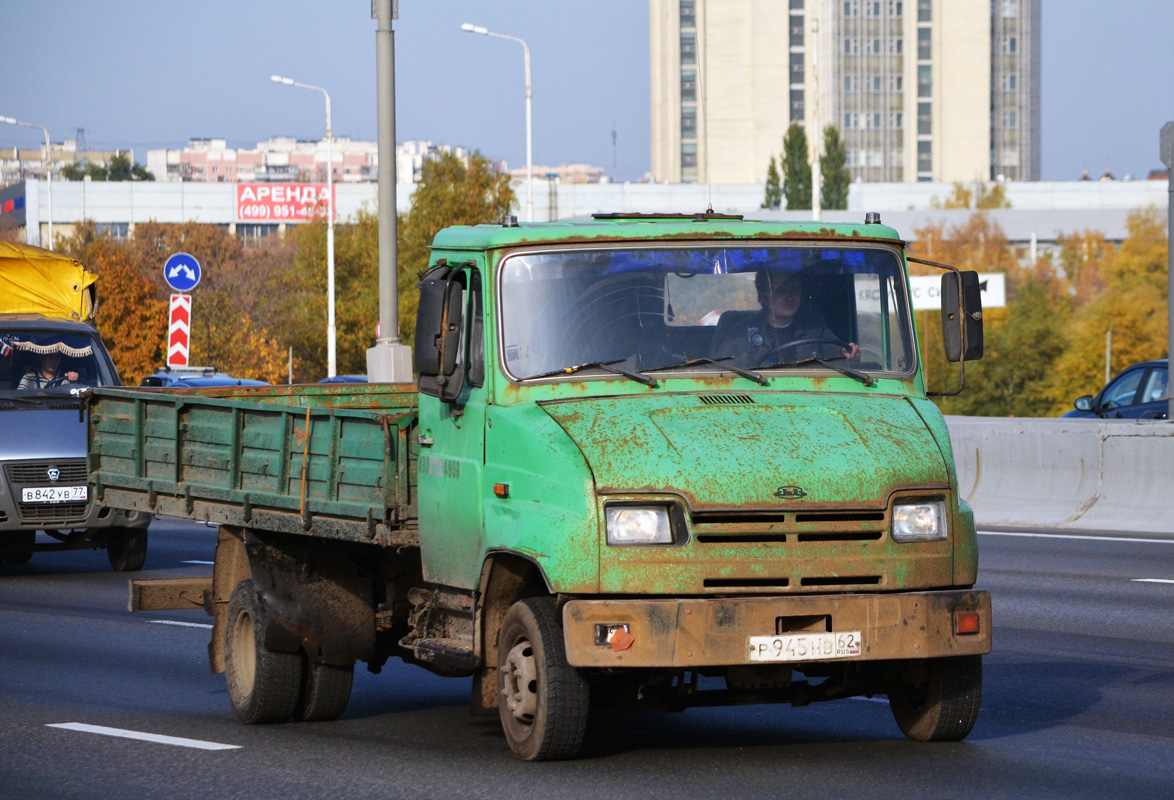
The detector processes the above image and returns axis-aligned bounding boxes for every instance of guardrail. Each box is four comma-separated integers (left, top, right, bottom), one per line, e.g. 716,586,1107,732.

945,416,1174,535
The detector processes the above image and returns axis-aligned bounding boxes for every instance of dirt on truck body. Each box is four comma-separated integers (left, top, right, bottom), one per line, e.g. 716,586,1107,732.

92,212,990,760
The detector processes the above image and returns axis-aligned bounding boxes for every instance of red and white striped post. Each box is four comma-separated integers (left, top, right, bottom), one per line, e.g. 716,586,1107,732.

167,294,192,367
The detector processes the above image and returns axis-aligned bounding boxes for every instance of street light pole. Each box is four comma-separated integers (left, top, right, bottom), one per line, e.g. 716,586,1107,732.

271,75,337,377
460,23,532,222
1,116,52,249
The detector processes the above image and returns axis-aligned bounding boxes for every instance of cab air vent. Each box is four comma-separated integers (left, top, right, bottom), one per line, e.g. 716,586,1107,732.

698,394,756,406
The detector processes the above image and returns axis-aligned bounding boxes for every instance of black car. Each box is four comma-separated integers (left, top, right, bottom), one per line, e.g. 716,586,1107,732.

1065,359,1168,420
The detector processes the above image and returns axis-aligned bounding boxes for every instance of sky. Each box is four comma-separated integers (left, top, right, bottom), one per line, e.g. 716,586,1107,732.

1,1,1172,183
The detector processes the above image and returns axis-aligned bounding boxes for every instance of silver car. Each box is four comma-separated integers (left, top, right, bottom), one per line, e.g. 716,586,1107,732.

0,315,150,570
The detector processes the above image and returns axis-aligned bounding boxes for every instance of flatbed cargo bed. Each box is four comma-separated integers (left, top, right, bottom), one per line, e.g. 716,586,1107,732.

87,383,419,546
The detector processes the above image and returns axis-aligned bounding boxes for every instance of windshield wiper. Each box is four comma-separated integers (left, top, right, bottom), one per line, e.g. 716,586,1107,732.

645,356,767,386
526,359,658,387
753,356,875,387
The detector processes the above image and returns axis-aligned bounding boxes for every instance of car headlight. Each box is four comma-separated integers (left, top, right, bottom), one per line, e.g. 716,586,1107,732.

892,499,948,542
606,506,673,546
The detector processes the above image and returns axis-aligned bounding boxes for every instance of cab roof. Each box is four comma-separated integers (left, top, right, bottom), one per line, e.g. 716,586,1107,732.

429,212,903,252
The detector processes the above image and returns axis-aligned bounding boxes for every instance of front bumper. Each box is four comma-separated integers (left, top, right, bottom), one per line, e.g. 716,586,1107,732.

563,589,991,668
0,458,148,532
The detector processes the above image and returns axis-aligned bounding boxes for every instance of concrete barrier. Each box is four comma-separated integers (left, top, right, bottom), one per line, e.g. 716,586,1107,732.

944,416,1174,534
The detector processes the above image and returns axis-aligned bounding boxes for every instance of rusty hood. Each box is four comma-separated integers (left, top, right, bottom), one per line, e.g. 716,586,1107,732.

538,392,949,510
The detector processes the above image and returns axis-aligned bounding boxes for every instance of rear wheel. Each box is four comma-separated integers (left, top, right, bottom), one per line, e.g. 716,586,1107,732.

3,531,36,564
106,528,148,572
889,655,982,741
224,579,303,724
497,597,590,761
296,659,354,722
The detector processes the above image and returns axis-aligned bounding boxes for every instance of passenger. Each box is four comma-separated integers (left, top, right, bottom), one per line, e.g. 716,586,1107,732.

711,270,859,367
18,351,79,390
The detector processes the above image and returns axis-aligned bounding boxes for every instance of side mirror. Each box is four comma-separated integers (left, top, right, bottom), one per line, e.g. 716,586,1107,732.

1074,395,1094,412
414,267,465,402
941,271,984,362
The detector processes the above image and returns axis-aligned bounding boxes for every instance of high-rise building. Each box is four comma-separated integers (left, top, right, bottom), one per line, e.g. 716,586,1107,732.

650,0,1040,185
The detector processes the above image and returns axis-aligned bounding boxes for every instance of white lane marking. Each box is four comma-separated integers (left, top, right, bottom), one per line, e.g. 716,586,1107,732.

848,696,889,704
978,531,1174,545
182,560,214,565
149,620,214,629
1132,579,1174,584
47,723,240,751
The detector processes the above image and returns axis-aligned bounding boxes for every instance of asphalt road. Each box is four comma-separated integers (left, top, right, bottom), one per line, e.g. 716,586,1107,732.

2,520,1173,799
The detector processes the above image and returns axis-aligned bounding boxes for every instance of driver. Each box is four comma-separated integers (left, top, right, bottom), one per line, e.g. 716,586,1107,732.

711,269,859,368
18,351,79,390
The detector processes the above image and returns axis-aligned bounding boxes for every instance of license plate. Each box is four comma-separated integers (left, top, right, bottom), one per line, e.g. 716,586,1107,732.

22,485,88,503
747,631,862,662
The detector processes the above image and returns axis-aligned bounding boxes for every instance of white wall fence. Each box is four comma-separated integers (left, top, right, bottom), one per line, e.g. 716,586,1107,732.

945,417,1174,535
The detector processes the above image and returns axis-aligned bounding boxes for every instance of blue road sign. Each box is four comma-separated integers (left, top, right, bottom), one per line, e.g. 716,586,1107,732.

164,252,201,292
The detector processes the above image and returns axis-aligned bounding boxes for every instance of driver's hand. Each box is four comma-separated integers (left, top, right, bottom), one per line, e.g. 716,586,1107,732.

65,371,79,382
841,342,860,359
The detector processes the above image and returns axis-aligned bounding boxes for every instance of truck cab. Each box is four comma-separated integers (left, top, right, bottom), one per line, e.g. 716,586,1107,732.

410,213,989,759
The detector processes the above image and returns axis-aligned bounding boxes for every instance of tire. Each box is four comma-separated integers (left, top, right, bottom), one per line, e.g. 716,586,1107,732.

3,531,36,564
106,528,148,572
296,659,354,722
496,597,590,761
224,579,303,724
889,655,982,742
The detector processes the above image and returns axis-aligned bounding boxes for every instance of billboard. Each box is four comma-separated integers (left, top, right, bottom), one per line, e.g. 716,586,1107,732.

236,183,335,223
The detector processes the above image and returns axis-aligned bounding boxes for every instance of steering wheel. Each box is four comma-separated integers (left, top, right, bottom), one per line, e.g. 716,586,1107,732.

756,337,854,365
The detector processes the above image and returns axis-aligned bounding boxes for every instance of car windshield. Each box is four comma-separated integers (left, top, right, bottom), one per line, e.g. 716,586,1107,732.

499,245,915,381
0,330,118,397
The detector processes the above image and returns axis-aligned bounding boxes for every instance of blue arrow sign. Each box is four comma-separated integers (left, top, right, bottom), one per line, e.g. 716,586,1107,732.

164,252,201,292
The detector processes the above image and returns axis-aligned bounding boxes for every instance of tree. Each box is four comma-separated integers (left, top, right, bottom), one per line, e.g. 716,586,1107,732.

60,153,154,182
397,151,514,344
819,126,849,210
761,157,782,210
932,181,1010,210
280,150,514,379
1044,208,1169,409
781,124,811,210
59,221,288,384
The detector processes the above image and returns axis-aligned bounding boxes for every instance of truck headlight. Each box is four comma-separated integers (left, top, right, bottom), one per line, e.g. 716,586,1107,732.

892,499,948,542
606,506,673,546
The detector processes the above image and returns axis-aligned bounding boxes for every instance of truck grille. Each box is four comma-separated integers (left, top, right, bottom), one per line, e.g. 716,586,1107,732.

4,459,92,525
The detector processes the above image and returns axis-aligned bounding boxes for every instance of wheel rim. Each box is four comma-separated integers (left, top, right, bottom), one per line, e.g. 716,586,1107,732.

230,609,257,696
501,640,538,724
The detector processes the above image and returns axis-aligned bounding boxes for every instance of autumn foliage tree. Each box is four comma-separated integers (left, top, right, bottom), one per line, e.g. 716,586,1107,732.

281,150,514,380
59,222,289,384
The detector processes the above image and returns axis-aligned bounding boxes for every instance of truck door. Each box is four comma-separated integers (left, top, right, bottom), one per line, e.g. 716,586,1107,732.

416,266,488,589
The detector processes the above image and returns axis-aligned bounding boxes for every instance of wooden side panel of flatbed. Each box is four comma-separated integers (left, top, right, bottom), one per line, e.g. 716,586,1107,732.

88,384,418,547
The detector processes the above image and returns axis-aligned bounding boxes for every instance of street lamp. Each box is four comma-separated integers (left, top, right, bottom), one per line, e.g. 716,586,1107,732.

460,23,533,222
1,116,53,250
270,74,337,377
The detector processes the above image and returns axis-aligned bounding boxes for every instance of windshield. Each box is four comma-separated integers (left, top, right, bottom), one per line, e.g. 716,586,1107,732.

0,329,118,398
499,245,915,381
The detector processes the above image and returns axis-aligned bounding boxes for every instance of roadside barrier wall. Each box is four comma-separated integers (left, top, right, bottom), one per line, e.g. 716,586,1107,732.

944,417,1174,534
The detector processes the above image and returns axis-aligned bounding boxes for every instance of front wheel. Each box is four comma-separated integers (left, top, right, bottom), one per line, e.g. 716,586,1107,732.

888,655,982,741
224,579,303,724
497,597,590,761
106,528,148,572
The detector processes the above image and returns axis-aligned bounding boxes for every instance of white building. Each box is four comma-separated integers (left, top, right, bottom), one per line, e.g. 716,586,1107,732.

650,0,1041,185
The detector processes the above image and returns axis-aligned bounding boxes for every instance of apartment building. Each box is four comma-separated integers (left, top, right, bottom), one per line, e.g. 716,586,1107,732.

650,0,1040,185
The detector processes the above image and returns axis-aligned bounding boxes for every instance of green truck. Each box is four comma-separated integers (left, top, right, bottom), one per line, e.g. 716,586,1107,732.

90,212,990,760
